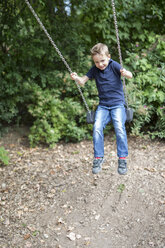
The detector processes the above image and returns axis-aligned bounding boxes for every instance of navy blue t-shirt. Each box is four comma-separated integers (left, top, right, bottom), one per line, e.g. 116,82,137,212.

86,59,125,107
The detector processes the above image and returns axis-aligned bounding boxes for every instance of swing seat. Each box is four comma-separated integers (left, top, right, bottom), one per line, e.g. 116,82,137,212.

126,107,134,122
87,108,134,124
86,111,95,124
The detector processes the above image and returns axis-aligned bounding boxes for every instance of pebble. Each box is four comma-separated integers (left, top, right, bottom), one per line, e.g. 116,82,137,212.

24,242,32,248
84,237,90,241
67,232,76,241
95,214,100,220
4,218,10,225
1,183,7,190
44,234,49,239
76,234,81,239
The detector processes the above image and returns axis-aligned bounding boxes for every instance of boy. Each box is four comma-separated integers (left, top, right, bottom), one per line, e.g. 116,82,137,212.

71,43,132,175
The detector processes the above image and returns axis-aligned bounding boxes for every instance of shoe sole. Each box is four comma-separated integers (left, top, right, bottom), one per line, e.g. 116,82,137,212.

118,167,127,175
118,169,127,175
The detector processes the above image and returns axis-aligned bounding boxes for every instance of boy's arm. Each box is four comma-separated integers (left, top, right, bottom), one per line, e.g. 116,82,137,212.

120,68,133,79
70,72,89,87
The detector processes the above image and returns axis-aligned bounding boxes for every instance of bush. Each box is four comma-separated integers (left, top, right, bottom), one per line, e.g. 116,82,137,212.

27,84,93,147
124,34,165,138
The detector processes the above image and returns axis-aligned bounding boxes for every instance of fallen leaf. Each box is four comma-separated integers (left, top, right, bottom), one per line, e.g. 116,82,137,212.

24,234,30,240
24,241,32,248
57,217,65,225
161,173,165,178
67,226,75,231
47,193,55,198
144,168,157,172
50,170,55,175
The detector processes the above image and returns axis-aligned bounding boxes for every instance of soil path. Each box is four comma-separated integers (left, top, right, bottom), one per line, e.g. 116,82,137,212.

0,129,165,248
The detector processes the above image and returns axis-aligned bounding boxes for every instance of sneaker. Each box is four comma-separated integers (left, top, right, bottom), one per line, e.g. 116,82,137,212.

92,158,104,174
118,159,127,175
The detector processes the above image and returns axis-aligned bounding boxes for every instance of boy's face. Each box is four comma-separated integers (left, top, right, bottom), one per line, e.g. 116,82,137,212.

92,53,110,70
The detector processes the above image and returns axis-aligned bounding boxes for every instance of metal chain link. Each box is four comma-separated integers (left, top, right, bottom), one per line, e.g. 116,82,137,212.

111,0,129,108
25,0,90,113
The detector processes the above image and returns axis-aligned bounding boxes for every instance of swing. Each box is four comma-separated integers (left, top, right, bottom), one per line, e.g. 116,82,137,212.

111,0,134,123
25,0,133,124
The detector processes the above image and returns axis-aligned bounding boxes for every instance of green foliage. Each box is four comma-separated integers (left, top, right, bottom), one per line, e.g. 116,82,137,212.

0,0,85,127
0,146,9,166
124,34,165,138
27,84,92,147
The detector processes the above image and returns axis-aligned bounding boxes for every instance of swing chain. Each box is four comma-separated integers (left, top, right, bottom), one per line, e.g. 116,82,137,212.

111,0,129,109
24,0,90,113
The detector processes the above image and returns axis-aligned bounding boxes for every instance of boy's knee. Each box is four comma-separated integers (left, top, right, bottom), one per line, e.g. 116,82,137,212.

115,125,126,135
93,125,103,136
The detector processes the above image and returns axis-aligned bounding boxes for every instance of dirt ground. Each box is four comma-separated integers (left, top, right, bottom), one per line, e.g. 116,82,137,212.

0,127,165,248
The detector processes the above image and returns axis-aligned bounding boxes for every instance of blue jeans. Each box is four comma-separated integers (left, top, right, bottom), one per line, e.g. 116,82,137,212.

93,104,128,158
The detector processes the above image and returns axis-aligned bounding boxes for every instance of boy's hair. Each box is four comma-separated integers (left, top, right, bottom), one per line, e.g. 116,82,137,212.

90,43,110,57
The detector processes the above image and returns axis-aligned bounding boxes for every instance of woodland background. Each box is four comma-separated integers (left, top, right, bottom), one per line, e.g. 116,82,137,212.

0,0,165,147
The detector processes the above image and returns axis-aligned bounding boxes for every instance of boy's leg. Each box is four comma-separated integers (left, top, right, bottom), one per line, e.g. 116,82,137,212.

92,105,110,174
93,105,111,158
111,105,128,174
